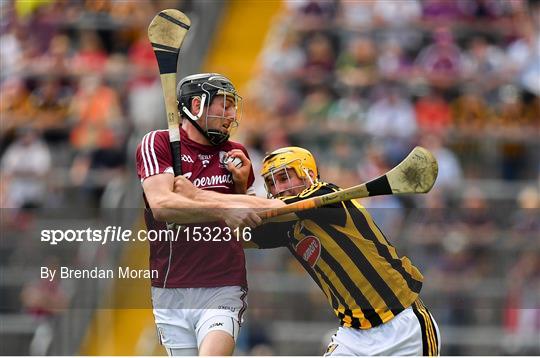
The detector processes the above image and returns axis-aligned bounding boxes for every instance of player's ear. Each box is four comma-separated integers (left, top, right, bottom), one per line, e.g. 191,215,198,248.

191,96,201,114
308,170,317,183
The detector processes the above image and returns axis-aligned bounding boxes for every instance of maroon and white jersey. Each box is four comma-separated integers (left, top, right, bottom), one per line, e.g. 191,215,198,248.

135,128,255,288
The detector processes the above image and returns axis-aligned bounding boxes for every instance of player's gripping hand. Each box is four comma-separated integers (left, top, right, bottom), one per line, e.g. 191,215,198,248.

173,174,199,199
226,149,251,194
221,208,261,230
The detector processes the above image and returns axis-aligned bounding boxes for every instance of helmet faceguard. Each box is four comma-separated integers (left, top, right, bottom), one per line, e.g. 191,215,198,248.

177,73,242,146
261,147,319,198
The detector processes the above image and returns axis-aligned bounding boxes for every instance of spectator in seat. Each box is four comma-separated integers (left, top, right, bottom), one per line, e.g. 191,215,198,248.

299,33,336,87
415,87,452,134
1,127,51,209
462,36,508,95
508,186,540,243
365,84,417,140
451,85,493,132
415,27,464,88
72,31,108,75
337,0,376,30
32,33,72,76
69,74,123,152
289,0,338,32
421,0,466,25
127,30,165,136
377,39,412,80
336,35,378,88
0,78,33,153
28,77,72,144
298,85,334,125
261,30,305,80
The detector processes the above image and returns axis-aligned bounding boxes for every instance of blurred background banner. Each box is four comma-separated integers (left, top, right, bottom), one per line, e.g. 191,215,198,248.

0,0,539,355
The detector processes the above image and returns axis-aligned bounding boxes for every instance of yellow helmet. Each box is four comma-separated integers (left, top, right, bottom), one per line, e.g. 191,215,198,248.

261,146,319,181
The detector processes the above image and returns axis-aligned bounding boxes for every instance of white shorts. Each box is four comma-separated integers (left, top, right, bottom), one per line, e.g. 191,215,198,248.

151,286,247,349
324,305,441,356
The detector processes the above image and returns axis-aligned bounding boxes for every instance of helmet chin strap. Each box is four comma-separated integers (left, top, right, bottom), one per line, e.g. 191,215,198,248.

204,128,230,146
181,94,206,121
181,94,229,146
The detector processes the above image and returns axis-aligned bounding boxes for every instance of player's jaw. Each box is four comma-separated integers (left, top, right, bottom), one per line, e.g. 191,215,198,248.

205,115,237,136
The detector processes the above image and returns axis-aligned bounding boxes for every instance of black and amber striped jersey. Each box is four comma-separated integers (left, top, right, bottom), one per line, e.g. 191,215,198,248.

251,181,424,329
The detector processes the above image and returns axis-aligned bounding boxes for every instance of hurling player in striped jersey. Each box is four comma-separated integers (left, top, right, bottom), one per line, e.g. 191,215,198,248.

170,146,441,355
247,147,441,356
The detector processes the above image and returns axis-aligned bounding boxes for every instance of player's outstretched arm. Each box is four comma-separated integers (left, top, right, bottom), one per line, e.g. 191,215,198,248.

144,174,224,222
173,175,284,209
143,173,260,228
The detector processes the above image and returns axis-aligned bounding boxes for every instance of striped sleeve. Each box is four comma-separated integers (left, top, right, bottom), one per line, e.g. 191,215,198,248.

250,221,292,249
135,130,174,181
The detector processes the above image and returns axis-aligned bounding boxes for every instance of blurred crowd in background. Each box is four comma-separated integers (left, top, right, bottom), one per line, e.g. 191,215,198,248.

1,0,185,211
240,0,539,354
1,0,187,354
0,0,539,355
243,0,539,188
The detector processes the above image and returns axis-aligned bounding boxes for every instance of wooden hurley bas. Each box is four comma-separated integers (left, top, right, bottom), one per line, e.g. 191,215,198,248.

148,9,191,176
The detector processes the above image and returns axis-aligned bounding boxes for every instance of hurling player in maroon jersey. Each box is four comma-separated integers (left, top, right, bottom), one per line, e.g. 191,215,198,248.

135,73,280,356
